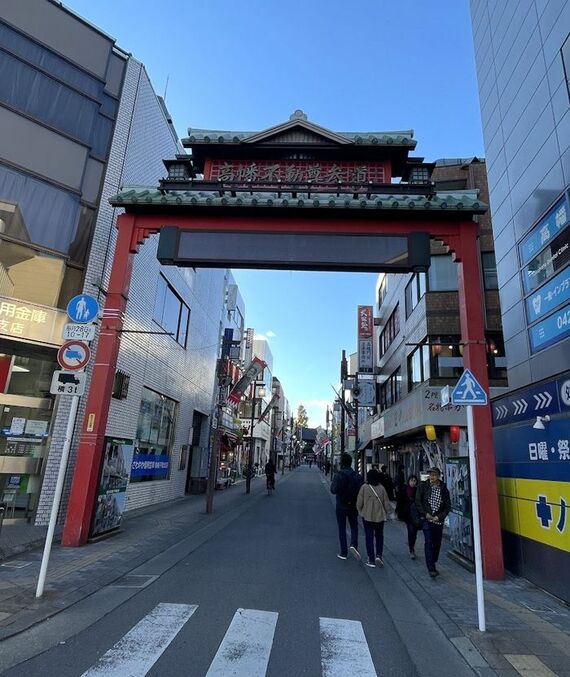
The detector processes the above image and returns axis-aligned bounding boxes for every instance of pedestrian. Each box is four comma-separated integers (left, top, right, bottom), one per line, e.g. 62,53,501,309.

396,475,419,559
393,465,405,493
331,453,363,561
379,464,395,501
356,468,392,568
415,467,451,578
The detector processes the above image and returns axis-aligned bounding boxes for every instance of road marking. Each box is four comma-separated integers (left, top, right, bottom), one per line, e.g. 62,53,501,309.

81,602,197,676
320,617,377,676
206,608,278,676
504,654,558,676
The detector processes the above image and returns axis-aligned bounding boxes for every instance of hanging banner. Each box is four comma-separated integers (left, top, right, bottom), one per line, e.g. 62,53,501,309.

258,393,278,423
227,356,267,404
357,305,374,373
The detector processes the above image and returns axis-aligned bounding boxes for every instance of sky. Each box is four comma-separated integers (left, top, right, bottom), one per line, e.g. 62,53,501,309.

65,0,485,428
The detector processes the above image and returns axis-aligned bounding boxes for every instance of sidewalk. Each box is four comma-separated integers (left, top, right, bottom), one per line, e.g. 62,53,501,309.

0,477,263,640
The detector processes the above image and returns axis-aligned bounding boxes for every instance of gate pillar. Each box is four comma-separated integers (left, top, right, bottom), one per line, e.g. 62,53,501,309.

62,214,140,546
456,222,504,580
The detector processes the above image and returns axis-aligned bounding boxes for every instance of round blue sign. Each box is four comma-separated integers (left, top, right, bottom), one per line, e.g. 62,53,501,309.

67,294,99,324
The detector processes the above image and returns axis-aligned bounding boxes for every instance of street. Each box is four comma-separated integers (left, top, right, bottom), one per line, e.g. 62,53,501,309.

1,467,477,677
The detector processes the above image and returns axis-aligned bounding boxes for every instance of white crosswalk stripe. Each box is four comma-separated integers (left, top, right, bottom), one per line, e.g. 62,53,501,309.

81,602,197,677
80,605,379,676
206,608,279,677
319,617,377,677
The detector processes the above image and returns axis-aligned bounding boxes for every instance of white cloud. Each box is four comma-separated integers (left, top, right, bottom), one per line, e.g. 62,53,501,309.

253,331,276,340
265,330,277,337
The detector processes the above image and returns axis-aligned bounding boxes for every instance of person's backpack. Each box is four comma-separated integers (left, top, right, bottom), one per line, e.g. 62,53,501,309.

338,471,361,508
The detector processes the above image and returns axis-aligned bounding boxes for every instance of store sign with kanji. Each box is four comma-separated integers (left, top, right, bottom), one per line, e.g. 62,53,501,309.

0,296,67,346
207,160,388,185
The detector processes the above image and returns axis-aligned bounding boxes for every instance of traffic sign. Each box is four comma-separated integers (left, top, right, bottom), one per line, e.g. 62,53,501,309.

441,384,450,407
67,294,99,324
57,341,91,371
50,370,86,396
63,323,96,342
452,369,488,406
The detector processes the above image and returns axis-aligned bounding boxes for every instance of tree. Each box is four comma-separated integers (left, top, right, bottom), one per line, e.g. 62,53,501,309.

295,404,308,428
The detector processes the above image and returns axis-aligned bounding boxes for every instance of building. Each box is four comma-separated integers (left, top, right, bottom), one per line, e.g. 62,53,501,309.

471,0,569,600
0,0,228,527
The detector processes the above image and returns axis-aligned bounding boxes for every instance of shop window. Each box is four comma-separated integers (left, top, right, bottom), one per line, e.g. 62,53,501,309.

428,255,458,291
405,273,426,317
407,344,430,390
153,276,190,348
482,252,498,290
132,387,177,483
379,304,400,357
5,353,57,397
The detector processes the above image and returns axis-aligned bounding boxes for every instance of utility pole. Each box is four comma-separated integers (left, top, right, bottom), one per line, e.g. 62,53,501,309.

246,387,255,495
340,350,347,456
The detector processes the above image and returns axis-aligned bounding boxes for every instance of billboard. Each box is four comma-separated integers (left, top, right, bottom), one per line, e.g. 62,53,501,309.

357,305,374,373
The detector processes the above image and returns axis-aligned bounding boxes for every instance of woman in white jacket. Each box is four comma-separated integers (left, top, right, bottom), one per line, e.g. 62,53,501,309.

356,468,392,567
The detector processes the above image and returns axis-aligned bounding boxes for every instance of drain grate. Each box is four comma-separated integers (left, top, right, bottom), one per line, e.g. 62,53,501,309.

110,574,158,589
1,560,32,569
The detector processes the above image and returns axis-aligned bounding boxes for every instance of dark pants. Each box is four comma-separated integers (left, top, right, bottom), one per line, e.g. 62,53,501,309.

363,519,385,561
422,520,444,572
406,520,418,553
336,506,358,556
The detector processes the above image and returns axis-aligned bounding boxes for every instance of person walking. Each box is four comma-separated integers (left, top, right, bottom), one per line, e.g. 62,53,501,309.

415,468,451,578
331,453,363,560
379,464,395,501
356,468,392,568
396,475,419,559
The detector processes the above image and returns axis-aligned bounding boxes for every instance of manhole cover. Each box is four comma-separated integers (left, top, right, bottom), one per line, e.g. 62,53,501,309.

110,574,158,589
1,560,32,569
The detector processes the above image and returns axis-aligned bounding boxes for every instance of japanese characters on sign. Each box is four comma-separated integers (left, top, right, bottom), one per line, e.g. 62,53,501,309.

519,194,569,266
528,301,570,353
0,296,66,346
357,305,374,374
208,160,387,185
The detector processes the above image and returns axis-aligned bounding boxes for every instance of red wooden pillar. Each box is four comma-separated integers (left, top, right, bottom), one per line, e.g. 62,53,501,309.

456,221,504,580
62,214,138,546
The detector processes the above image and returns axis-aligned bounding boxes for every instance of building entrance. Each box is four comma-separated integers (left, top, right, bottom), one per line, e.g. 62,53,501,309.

60,113,504,579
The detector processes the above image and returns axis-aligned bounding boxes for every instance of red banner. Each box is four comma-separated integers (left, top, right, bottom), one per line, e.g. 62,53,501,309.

227,356,266,404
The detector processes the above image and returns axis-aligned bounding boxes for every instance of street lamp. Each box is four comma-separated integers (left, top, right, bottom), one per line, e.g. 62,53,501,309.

246,381,266,495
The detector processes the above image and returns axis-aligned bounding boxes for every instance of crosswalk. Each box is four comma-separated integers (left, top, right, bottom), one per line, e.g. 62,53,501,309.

80,603,379,676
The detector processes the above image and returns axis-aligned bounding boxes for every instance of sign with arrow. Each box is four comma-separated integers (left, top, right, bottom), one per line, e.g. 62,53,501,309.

492,378,561,426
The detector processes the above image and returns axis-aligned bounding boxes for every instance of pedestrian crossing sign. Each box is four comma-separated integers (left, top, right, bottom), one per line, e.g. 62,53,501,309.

451,369,487,406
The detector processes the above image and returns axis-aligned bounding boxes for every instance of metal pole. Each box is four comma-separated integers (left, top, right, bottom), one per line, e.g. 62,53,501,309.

467,404,486,632
246,391,255,494
205,391,222,514
36,394,80,598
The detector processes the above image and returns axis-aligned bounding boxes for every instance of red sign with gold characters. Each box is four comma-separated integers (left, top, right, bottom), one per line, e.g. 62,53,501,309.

357,305,374,373
358,305,373,338
207,160,388,185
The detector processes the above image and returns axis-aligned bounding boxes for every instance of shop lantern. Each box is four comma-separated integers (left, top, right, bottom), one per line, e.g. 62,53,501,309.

425,424,437,441
450,425,460,444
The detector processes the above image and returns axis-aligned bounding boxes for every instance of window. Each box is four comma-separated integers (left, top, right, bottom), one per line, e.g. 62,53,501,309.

562,33,570,102
153,276,190,347
132,387,177,482
428,255,458,291
379,304,400,357
430,336,463,378
405,273,426,317
407,344,430,390
379,368,401,411
377,275,388,308
435,179,467,191
482,252,498,290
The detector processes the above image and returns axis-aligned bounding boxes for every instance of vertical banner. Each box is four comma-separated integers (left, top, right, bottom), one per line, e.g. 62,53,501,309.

91,437,135,537
357,305,374,373
445,457,474,562
244,327,254,365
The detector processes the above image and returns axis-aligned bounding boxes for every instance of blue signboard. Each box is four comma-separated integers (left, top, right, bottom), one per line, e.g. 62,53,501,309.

492,371,570,426
529,301,570,353
526,266,570,323
494,419,570,482
451,369,487,405
519,194,569,266
522,227,570,294
130,453,170,479
67,294,99,324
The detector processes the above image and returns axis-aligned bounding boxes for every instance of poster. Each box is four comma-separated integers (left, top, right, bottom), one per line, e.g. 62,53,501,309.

445,457,473,562
91,437,135,537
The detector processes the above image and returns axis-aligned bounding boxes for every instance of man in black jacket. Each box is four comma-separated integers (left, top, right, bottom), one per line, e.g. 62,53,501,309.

331,453,363,560
415,467,451,577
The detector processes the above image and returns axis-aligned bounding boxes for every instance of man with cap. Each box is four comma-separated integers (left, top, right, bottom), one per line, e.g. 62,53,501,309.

415,467,451,577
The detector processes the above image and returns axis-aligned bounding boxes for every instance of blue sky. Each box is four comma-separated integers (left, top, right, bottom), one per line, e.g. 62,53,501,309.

65,0,484,427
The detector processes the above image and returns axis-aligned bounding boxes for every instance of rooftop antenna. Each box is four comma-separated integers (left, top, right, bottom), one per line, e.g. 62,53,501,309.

163,74,170,102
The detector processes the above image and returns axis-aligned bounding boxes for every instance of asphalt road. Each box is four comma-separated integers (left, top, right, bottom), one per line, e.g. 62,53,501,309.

3,467,474,676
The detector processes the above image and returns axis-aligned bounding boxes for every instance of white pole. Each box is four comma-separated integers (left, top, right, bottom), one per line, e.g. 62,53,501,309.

36,394,80,598
466,404,486,632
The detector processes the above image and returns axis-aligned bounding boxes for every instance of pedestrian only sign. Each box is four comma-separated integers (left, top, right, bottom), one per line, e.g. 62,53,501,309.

67,294,99,324
57,340,91,371
451,369,488,406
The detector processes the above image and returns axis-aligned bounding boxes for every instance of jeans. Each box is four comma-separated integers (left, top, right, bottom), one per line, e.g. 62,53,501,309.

363,519,385,562
336,506,358,556
422,520,444,571
406,520,418,553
